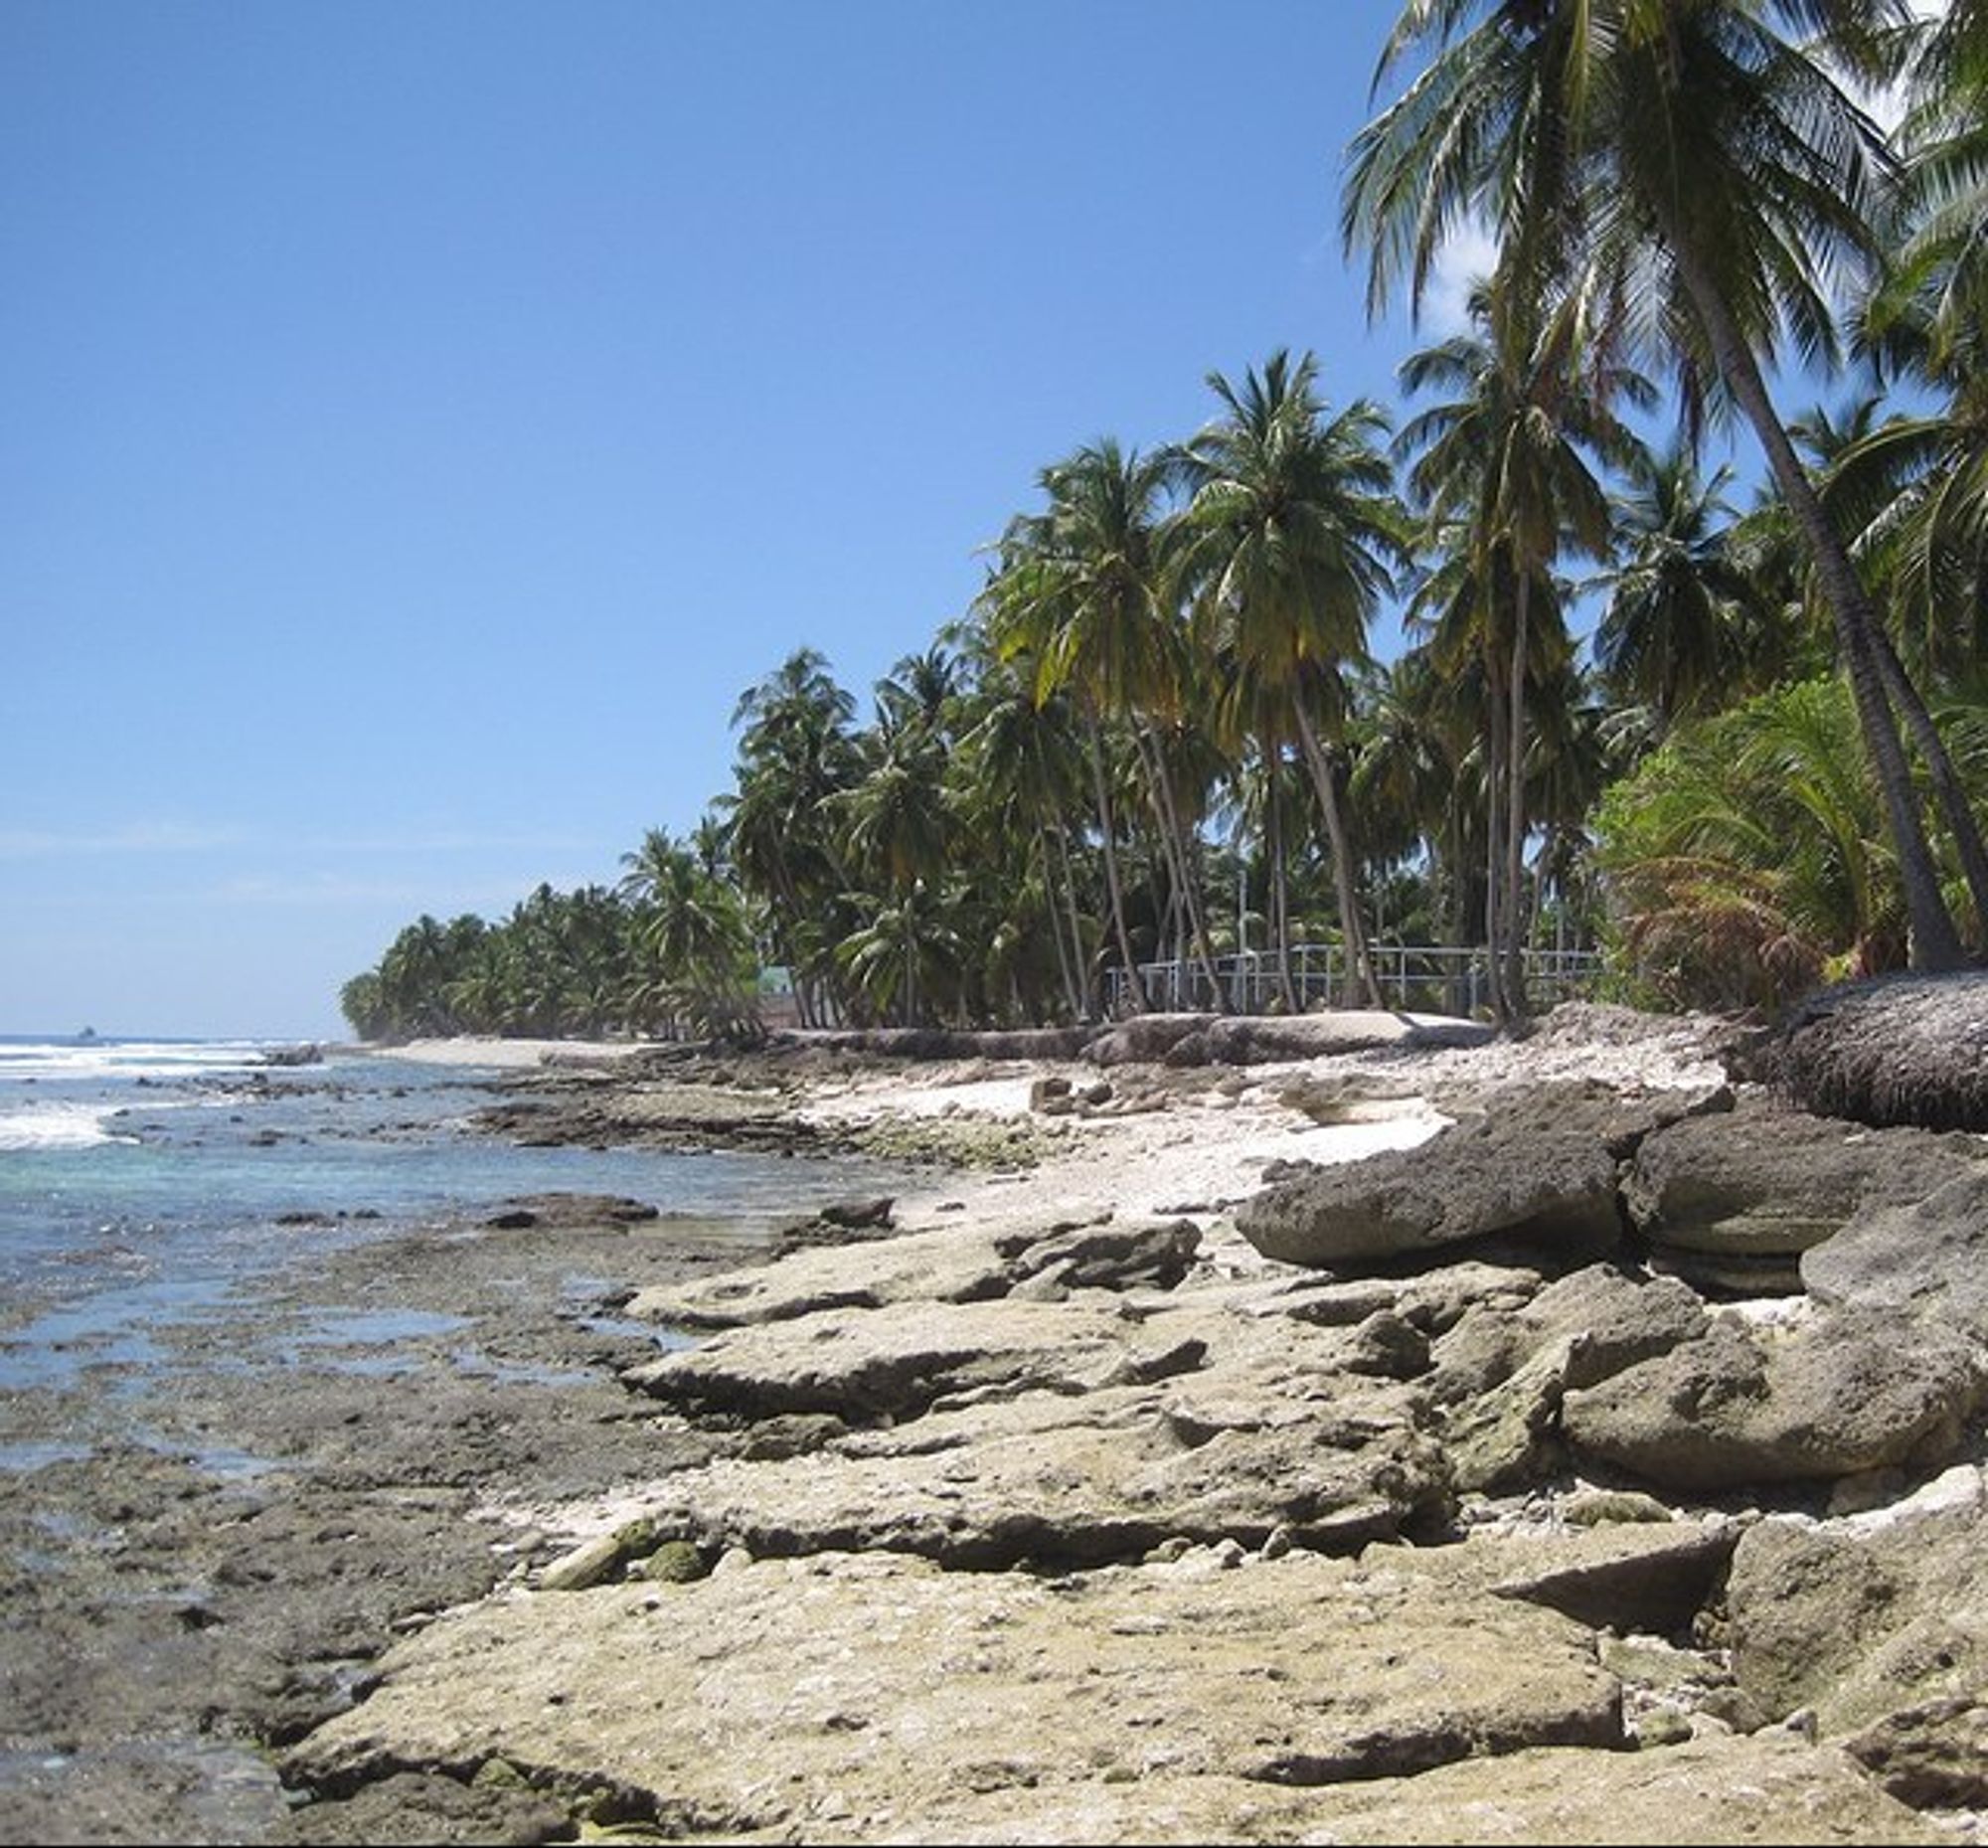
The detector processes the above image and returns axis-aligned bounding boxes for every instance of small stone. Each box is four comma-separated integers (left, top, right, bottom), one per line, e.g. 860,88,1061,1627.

1562,1488,1675,1527
628,1539,708,1585
1634,1708,1695,1748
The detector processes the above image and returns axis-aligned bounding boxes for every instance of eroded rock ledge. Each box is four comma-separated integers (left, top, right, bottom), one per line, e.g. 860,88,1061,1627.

281,1060,1987,1844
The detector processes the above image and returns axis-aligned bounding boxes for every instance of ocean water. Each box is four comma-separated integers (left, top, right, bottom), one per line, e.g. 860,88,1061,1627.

0,1034,893,1398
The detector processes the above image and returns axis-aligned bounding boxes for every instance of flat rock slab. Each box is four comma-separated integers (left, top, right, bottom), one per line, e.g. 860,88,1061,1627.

287,1548,1623,1837
611,1291,1451,1561
630,1220,1021,1327
631,1217,1199,1330
842,1735,1948,1845
620,1295,1193,1424
621,1364,1444,1569
1365,1516,1743,1638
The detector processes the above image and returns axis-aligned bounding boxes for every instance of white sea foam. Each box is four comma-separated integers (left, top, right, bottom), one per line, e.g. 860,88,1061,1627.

0,1039,275,1087
0,1099,137,1151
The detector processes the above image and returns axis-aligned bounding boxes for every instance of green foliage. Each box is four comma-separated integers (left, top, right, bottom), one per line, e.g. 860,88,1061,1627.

1593,675,1988,1013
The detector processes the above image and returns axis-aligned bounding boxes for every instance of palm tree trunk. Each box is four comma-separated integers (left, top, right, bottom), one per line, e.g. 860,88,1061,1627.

1088,726,1149,1012
1267,764,1299,1013
1663,213,1965,971
1038,822,1084,1023
1134,731,1228,1010
1051,822,1096,1020
1872,627,1988,943
1444,804,1471,1015
1482,651,1513,1022
1291,700,1384,1009
1504,572,1532,1020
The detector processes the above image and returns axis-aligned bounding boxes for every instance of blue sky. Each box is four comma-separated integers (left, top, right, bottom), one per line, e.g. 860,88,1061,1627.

1,1,1517,1038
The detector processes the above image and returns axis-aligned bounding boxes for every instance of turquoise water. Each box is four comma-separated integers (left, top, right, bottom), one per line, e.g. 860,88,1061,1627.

0,1035,892,1394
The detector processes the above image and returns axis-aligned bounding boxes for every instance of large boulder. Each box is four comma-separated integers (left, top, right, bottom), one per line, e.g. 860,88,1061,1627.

1562,1306,1987,1495
1744,968,1988,1130
1235,1082,1727,1273
1426,1264,1712,1493
1625,1097,1983,1295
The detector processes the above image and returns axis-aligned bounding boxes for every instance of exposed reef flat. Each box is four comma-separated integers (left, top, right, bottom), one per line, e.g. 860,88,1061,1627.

11,1003,1984,1844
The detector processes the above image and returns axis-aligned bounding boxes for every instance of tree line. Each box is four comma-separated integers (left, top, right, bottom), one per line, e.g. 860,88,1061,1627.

343,0,1988,1044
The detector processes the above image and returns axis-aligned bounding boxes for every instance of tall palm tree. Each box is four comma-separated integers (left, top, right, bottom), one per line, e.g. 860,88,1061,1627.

1831,360,1988,690
979,439,1222,1012
1353,644,1488,967
722,648,863,1026
1873,0,1988,378
1593,438,1767,733
1345,0,1976,970
834,702,954,1025
954,656,1095,1019
1173,350,1407,1009
1395,285,1635,1014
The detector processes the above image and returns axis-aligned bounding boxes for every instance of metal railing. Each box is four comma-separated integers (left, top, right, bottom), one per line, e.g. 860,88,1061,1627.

1105,942,1604,1018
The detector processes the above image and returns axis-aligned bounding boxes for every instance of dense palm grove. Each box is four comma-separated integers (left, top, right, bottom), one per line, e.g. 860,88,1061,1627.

342,0,1988,1045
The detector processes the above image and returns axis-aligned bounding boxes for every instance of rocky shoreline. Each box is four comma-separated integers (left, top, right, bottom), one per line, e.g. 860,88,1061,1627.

8,1001,1986,1843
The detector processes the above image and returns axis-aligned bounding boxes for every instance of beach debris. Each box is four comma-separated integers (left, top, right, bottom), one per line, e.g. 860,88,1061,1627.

539,1517,664,1593
1744,968,1988,1130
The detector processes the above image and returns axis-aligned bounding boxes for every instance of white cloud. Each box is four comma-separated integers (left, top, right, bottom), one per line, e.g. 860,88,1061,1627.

0,821,604,862
0,821,248,859
1423,219,1499,338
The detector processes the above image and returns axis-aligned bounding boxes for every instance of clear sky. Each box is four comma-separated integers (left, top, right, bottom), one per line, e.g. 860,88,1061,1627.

2,0,1498,1040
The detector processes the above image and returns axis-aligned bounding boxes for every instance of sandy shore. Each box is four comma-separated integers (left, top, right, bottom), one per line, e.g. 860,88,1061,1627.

358,1035,654,1071
387,1003,1734,1238
735,1003,1734,1244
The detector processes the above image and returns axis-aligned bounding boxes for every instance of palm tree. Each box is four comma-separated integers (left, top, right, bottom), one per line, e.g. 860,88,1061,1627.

1394,285,1634,1015
1353,644,1488,971
1873,0,1988,378
834,709,953,1025
979,439,1222,1012
1593,438,1767,734
953,649,1097,1019
722,648,863,1025
836,884,967,1028
1173,350,1407,1010
1345,0,1975,971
